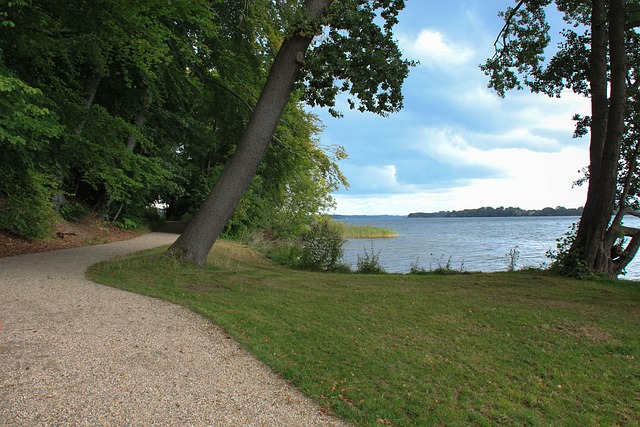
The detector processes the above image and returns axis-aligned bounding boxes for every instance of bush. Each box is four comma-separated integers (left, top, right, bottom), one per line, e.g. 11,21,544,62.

356,245,385,274
114,217,145,231
0,171,57,239
547,222,592,278
59,202,89,222
0,71,62,239
298,219,344,271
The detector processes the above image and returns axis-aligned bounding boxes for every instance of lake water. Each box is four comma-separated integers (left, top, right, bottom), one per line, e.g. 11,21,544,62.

338,216,640,280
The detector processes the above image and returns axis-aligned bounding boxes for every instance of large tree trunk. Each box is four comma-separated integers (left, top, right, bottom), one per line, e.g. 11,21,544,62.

570,0,627,276
166,0,333,266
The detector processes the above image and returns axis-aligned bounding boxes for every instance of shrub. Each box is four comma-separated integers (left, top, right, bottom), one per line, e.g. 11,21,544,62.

505,246,520,272
59,202,89,222
547,222,592,278
115,217,145,231
430,254,467,275
357,245,385,274
298,219,344,271
0,171,57,239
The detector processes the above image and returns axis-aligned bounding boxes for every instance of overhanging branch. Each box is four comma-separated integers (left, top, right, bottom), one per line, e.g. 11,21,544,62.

493,0,528,53
193,68,294,153
625,209,640,219
621,225,640,236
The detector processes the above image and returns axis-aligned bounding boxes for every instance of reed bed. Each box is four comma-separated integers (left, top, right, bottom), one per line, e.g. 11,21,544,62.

330,221,398,238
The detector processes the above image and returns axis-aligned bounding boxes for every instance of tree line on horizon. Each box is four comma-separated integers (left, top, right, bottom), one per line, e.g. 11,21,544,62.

408,206,584,218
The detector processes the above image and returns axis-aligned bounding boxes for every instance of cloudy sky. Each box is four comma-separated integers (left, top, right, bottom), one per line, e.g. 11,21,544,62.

313,0,591,216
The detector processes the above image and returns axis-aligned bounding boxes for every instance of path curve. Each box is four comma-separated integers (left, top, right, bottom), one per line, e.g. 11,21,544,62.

0,233,349,426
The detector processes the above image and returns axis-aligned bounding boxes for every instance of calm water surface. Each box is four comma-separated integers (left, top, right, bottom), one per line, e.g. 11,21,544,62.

338,216,640,280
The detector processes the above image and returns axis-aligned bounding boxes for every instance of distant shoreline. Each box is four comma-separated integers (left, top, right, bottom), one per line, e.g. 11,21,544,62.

407,206,583,218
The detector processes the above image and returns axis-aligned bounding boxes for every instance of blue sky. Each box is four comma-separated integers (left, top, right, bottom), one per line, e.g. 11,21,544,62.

313,0,591,215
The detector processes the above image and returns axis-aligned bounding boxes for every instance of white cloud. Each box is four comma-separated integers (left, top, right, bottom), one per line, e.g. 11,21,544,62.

472,128,562,151
399,29,474,68
452,84,591,138
334,129,589,215
508,91,591,133
358,165,401,191
341,164,422,194
324,4,594,216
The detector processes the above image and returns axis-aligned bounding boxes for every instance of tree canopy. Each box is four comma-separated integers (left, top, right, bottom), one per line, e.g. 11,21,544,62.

0,0,351,240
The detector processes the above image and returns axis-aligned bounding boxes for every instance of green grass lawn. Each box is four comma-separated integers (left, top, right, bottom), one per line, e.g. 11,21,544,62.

88,241,640,426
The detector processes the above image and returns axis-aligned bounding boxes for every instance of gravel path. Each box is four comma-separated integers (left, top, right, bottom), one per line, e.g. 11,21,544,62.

0,233,350,426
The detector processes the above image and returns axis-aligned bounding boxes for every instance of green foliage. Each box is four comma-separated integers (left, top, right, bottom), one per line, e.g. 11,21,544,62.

0,70,62,238
114,217,144,231
298,218,345,271
0,74,62,146
547,222,592,278
429,254,467,275
258,239,304,269
0,170,57,239
332,221,398,238
59,202,89,222
0,0,413,241
356,245,386,274
303,0,416,117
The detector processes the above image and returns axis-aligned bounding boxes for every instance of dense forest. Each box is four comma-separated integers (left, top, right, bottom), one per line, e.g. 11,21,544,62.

0,0,348,240
408,206,584,218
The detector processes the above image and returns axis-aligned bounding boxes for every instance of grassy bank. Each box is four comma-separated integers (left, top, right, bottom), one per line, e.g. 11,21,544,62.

332,221,398,238
89,241,640,426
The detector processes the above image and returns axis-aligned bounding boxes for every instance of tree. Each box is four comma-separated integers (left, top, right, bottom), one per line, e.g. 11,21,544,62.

0,69,63,238
0,0,374,243
167,0,413,266
0,0,213,225
482,0,639,277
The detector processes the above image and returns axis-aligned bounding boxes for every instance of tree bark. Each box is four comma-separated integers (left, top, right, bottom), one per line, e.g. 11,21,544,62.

82,75,101,109
570,0,627,276
166,0,334,266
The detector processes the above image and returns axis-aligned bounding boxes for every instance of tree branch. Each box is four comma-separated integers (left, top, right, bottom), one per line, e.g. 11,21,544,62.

614,229,640,275
493,0,528,53
193,69,296,154
624,209,640,218
606,146,639,246
621,226,640,236
193,69,255,113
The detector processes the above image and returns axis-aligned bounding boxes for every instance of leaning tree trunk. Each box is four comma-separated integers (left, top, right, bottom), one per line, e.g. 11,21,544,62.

570,0,627,276
166,0,334,266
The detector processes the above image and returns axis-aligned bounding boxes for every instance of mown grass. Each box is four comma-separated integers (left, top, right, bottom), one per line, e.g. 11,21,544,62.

88,241,640,426
332,221,398,238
